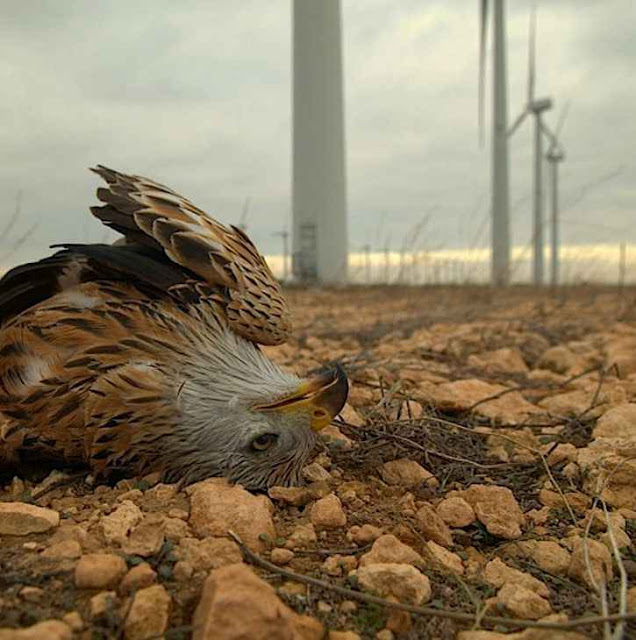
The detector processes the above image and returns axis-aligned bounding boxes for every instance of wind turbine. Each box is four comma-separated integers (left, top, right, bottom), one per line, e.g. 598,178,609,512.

480,0,512,287
508,3,553,286
542,103,569,287
292,0,348,284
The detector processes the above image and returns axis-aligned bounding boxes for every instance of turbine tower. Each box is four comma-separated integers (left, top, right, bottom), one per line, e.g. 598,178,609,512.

508,3,553,286
292,0,348,283
542,103,569,287
480,0,512,287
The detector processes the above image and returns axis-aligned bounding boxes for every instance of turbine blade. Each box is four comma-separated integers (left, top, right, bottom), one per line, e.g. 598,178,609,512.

508,109,529,137
478,0,489,147
555,99,571,138
527,1,537,103
540,120,558,150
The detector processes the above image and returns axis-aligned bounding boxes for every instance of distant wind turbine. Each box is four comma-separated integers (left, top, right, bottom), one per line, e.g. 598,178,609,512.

541,102,570,287
507,2,553,286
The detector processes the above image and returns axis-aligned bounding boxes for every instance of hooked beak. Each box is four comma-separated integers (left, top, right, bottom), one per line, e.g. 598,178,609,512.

254,364,349,431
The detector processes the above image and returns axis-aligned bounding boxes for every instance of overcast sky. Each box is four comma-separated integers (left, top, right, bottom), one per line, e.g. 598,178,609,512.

1,0,634,268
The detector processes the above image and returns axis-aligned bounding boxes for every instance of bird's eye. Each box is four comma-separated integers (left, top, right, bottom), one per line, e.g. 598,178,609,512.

251,433,278,452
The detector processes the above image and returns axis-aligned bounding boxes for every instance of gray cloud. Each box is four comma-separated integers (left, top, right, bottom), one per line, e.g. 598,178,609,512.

1,0,634,268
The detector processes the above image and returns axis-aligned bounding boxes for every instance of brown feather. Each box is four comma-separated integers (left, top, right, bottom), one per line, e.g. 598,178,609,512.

90,166,291,345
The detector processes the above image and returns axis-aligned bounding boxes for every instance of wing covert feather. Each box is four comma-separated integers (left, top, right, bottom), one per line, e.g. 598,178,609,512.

90,165,291,345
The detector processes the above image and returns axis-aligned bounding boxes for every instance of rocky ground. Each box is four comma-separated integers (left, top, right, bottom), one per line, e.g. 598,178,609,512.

0,285,635,640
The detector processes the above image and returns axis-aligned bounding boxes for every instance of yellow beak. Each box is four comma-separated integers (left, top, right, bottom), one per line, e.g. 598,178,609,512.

253,365,349,431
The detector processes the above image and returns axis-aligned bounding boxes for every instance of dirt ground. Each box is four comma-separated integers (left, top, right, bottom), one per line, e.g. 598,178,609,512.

1,285,635,639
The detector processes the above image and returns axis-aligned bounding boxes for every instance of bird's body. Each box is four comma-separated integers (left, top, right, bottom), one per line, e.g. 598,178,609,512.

0,167,347,488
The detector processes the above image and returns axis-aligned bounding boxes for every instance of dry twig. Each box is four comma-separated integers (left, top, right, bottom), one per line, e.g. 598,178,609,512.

228,530,636,632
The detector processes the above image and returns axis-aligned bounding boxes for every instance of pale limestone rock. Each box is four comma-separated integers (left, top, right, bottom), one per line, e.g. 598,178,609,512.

348,524,383,545
322,555,357,577
594,403,636,439
187,479,275,552
605,335,636,377
172,561,194,581
162,517,190,542
41,539,82,560
89,591,118,619
268,485,314,506
0,502,59,535
435,496,476,528
577,436,636,509
122,519,165,557
465,547,488,580
496,583,552,620
144,482,177,502
339,403,365,426
456,632,509,640
568,538,613,588
379,459,438,489
425,378,540,424
355,563,431,605
75,553,127,589
460,485,524,539
321,425,354,449
537,345,580,374
563,462,580,480
285,523,317,550
527,369,566,385
270,548,294,566
19,587,44,602
327,632,361,640
539,389,605,418
425,541,464,575
483,558,549,598
546,443,578,467
117,489,144,503
385,606,413,634
390,399,423,421
310,493,347,529
467,348,529,374
192,563,322,640
514,540,571,576
61,612,83,632
0,620,72,640
358,534,423,567
124,584,171,640
414,504,453,547
302,462,332,483
47,523,99,553
175,537,242,571
600,526,631,550
586,508,626,532
100,500,142,545
119,563,157,595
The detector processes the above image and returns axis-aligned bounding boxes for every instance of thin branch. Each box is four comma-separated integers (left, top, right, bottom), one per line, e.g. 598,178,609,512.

582,496,610,640
228,530,636,631
340,420,520,471
420,416,578,523
602,499,628,640
465,385,524,412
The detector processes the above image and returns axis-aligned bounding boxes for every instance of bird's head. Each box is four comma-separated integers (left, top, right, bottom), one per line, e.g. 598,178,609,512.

169,336,349,489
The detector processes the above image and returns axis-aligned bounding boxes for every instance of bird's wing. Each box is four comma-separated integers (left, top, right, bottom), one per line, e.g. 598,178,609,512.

90,165,291,346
